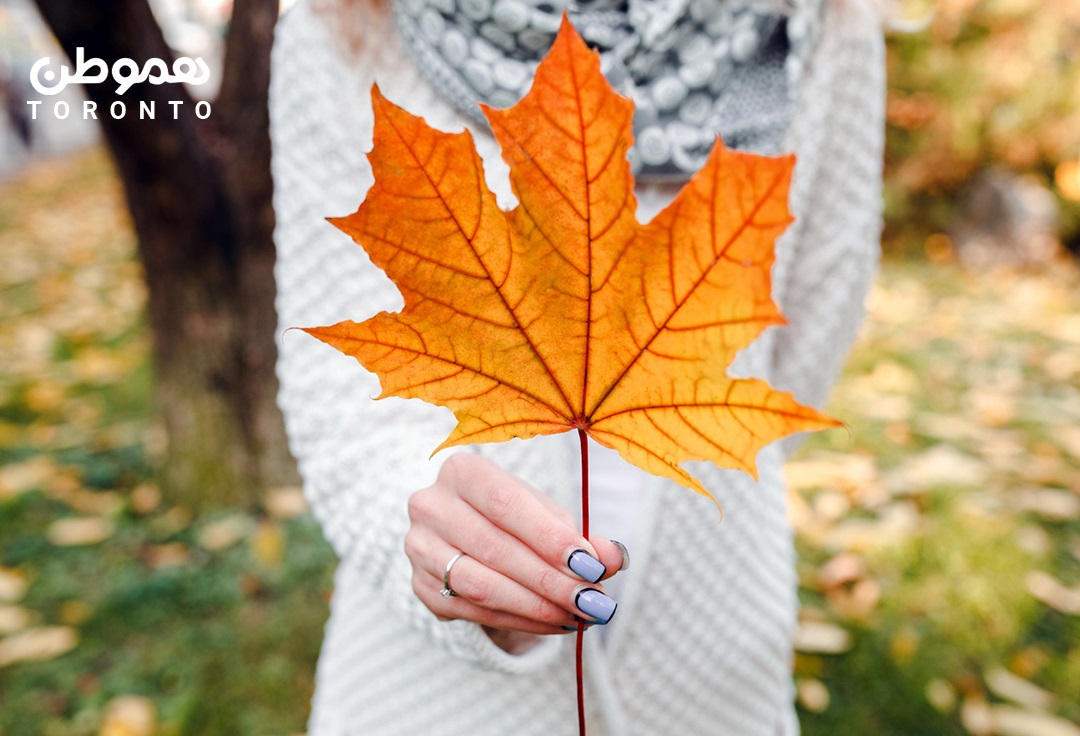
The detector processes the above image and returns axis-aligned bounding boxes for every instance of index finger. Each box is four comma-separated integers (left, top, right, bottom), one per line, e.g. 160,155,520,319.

444,455,612,583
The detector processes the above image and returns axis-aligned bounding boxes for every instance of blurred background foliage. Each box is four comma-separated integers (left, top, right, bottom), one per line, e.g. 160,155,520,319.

1,0,1079,734
883,0,1080,260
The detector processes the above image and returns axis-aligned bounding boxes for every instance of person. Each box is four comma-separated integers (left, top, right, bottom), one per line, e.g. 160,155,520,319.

269,0,885,733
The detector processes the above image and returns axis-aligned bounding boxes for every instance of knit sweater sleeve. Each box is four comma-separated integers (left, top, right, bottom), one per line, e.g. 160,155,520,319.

269,1,563,675
768,0,885,434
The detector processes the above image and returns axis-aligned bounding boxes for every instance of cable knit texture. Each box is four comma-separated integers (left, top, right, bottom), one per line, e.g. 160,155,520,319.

269,0,884,732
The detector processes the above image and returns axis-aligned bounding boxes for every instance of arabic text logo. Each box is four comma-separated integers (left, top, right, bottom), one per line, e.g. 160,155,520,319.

30,47,211,96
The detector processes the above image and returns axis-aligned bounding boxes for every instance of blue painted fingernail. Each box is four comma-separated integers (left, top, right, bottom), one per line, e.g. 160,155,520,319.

575,588,617,625
568,549,606,583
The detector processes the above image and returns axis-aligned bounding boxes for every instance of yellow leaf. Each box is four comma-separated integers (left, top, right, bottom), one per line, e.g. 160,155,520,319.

0,626,78,668
264,487,309,519
47,516,114,547
0,567,29,603
304,17,837,501
0,605,33,635
99,695,156,736
196,515,253,552
250,522,284,568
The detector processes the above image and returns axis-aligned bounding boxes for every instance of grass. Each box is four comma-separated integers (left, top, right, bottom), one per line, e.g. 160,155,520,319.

2,150,1079,735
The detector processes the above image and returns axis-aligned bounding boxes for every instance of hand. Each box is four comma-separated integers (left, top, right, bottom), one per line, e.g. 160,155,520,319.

405,453,626,652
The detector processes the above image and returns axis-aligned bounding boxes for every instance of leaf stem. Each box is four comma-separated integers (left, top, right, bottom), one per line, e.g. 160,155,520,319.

577,428,589,736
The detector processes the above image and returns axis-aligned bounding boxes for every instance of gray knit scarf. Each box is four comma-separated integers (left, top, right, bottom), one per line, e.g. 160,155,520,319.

392,0,822,181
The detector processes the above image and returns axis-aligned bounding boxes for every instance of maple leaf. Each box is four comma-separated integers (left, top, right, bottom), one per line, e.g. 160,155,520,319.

303,17,839,500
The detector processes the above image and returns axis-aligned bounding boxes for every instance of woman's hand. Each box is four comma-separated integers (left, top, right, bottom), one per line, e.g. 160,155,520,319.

405,453,626,652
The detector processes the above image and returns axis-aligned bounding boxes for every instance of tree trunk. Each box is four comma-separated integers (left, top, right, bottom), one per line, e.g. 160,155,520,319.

32,0,298,509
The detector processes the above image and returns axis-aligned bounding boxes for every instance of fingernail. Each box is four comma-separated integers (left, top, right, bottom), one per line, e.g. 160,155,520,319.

575,588,617,625
610,540,630,571
568,549,607,583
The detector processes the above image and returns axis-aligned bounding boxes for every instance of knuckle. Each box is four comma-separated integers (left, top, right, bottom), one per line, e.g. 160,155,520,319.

440,452,481,483
536,566,565,599
407,489,431,522
471,529,507,564
402,530,421,561
411,574,430,604
439,453,466,481
484,483,520,524
459,573,491,605
531,597,563,625
534,521,568,558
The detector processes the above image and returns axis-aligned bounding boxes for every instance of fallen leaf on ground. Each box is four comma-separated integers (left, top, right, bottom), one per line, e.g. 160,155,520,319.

962,699,994,736
264,486,309,519
0,626,78,667
1025,571,1080,615
828,579,882,620
1011,488,1080,521
1057,426,1080,460
1044,350,1080,381
144,543,191,569
818,553,867,589
53,487,123,516
985,667,1056,711
1048,314,1080,344
250,522,285,567
889,445,986,492
813,491,852,524
150,507,192,537
796,678,830,712
1014,525,1054,558
916,412,981,442
0,568,28,602
859,393,914,423
47,516,114,546
129,484,161,515
784,454,880,495
197,515,253,552
0,455,56,499
924,679,957,713
868,361,919,394
99,694,156,736
793,620,851,654
57,600,93,626
965,387,1018,428
0,605,32,635
988,705,1080,736
825,502,920,552
24,380,64,412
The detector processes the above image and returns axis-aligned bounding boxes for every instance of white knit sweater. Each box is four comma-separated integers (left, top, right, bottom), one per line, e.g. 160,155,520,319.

270,2,884,733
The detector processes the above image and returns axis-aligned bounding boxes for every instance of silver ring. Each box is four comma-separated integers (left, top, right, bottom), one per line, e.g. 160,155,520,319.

440,552,465,599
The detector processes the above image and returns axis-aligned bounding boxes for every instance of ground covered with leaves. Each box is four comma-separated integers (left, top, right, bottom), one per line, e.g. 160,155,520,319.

2,152,1079,736
0,151,332,736
793,261,1080,736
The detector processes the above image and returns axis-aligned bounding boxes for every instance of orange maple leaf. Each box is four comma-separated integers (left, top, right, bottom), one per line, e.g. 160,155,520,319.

303,17,839,500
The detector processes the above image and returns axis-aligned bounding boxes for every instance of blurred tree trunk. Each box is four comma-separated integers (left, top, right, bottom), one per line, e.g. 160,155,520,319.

32,0,298,509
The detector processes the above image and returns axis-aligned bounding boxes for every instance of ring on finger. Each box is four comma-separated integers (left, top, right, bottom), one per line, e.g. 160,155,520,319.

440,552,465,599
